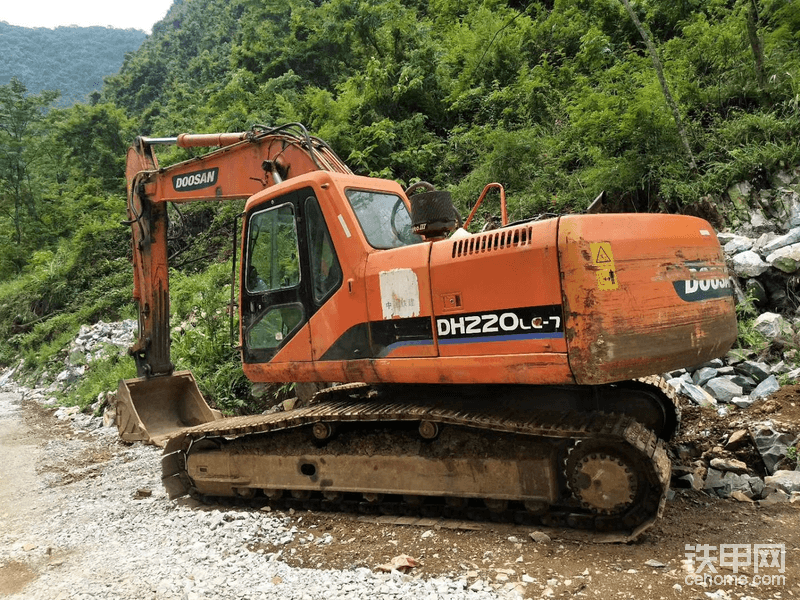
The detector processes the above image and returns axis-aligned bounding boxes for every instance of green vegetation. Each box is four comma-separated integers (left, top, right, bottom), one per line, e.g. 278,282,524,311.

787,445,798,469
0,22,146,106
1,0,800,411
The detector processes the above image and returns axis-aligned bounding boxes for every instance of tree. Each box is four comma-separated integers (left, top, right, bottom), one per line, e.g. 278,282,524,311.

618,0,697,171
744,0,766,91
0,78,60,245
49,103,132,191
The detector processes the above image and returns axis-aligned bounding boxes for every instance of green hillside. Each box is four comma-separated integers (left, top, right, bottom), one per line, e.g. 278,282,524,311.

0,22,147,106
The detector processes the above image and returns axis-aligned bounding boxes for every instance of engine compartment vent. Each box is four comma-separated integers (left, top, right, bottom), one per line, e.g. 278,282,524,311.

451,225,534,258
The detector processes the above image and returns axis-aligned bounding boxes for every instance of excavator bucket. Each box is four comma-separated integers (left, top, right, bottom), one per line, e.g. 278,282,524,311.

115,370,221,447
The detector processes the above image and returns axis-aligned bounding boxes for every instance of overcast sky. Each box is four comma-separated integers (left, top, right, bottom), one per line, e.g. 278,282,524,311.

2,0,174,33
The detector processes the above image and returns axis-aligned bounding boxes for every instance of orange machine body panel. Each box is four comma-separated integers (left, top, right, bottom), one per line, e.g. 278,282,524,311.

430,221,566,358
558,214,738,384
241,172,576,386
240,173,737,388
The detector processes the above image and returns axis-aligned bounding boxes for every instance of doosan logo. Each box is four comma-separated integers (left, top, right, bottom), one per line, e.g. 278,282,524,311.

684,278,730,294
173,168,219,192
673,269,733,302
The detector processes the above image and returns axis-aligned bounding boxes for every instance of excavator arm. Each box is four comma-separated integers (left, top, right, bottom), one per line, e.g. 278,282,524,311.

124,123,351,378
117,124,351,444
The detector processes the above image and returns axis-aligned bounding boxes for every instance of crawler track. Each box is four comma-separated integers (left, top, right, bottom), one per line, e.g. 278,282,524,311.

162,379,675,539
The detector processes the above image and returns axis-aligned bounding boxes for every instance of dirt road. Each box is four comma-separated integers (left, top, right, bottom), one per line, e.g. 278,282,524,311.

0,387,798,600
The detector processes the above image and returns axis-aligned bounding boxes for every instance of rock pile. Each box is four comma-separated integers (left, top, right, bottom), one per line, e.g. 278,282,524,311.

672,420,800,503
662,170,800,505
665,358,782,411
720,169,800,315
48,319,137,390
664,171,800,411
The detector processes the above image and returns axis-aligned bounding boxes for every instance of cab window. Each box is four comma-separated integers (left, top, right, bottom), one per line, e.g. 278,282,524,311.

246,203,300,293
306,196,342,303
345,189,422,249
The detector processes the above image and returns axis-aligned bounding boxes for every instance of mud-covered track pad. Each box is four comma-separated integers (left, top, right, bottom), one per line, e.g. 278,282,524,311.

162,387,671,539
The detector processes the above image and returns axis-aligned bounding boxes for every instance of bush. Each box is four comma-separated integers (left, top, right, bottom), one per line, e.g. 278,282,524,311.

71,353,137,411
169,261,256,414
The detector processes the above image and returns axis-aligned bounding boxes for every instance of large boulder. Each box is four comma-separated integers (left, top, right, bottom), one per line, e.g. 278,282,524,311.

749,210,772,231
704,377,743,403
752,231,780,253
762,227,800,254
674,380,717,407
765,471,800,494
722,235,755,255
731,250,769,277
753,312,792,340
704,468,764,499
735,361,771,383
781,188,800,227
692,367,718,388
750,375,780,401
751,425,797,474
729,374,757,393
766,243,800,273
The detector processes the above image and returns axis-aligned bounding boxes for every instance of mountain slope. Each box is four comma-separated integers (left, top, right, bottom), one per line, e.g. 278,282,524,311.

0,22,147,106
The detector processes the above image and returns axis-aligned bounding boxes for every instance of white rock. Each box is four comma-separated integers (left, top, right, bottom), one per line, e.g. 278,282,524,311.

731,250,769,277
753,231,779,253
723,236,755,255
716,232,740,244
766,242,800,273
762,228,800,254
786,189,800,227
765,471,800,494
54,406,80,420
750,211,770,229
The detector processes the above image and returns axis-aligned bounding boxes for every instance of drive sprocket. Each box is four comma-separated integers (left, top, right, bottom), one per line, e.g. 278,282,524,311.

566,440,647,515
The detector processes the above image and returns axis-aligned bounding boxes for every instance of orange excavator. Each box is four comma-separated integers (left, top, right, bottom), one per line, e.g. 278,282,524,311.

116,123,737,538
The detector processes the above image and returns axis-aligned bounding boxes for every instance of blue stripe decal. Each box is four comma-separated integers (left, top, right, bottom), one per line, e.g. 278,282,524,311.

386,339,435,349
439,332,565,345
379,339,435,357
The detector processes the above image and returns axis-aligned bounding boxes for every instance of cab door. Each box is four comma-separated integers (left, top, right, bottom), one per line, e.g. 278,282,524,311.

241,187,330,364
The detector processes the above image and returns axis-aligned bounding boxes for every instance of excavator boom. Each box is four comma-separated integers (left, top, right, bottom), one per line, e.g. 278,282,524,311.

119,124,350,444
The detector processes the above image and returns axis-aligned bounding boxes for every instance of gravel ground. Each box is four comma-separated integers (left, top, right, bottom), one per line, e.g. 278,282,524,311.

0,386,504,600
2,382,799,600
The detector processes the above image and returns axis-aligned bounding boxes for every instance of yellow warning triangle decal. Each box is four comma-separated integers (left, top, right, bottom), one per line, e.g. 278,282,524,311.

595,247,612,263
